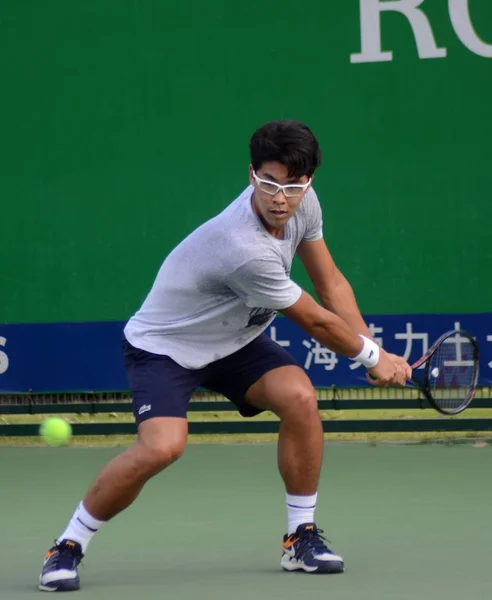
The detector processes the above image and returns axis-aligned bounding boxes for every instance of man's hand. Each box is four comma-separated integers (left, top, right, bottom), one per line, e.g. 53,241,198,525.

384,352,412,381
367,351,408,387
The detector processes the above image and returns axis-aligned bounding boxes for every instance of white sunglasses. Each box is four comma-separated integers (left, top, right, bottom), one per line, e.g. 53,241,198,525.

252,171,311,198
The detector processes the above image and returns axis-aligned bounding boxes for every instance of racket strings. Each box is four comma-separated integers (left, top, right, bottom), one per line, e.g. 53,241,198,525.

428,339,476,411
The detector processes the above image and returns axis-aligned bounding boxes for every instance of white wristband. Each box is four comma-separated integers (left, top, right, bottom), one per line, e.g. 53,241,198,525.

352,335,380,369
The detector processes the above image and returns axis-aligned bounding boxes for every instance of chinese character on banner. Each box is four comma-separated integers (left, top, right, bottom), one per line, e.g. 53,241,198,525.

349,323,383,370
302,339,338,371
394,323,429,368
269,326,291,348
442,322,475,367
486,335,492,368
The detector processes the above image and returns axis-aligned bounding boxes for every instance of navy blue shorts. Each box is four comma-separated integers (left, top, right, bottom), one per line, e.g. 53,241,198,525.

122,333,300,425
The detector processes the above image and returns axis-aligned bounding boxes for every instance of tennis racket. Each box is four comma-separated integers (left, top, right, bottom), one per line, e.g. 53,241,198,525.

409,329,480,415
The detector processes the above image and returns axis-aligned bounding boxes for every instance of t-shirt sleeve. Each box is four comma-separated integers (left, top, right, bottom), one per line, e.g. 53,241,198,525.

225,256,302,310
302,188,323,242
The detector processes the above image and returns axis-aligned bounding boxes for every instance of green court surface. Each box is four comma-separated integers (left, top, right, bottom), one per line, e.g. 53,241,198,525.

1,443,491,599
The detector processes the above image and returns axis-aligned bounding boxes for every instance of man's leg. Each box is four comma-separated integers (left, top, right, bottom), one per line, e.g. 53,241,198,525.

245,364,323,499
39,342,199,592
205,334,344,575
245,365,324,531
38,418,188,592
245,365,344,574
81,417,187,521
62,417,187,531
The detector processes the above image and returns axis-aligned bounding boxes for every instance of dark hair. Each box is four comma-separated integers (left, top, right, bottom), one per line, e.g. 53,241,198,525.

249,120,322,179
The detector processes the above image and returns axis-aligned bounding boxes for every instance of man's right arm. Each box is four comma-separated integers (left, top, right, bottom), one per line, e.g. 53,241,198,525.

281,291,406,387
224,255,406,386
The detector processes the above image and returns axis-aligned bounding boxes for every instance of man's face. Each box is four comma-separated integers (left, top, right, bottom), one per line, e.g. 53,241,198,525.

249,162,312,235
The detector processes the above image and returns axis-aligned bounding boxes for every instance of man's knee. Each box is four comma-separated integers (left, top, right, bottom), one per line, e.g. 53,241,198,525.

275,385,319,420
135,418,187,476
149,439,184,469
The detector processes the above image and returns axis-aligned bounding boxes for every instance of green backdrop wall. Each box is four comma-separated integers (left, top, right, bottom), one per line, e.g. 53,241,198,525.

1,0,491,324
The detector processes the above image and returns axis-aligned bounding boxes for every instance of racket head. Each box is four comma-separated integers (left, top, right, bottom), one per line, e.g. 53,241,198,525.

412,329,480,415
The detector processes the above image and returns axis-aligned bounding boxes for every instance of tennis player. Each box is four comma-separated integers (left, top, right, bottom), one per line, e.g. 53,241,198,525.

39,119,411,591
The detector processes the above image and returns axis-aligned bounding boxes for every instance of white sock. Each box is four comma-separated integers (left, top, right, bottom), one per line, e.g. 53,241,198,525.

57,502,106,554
286,492,318,535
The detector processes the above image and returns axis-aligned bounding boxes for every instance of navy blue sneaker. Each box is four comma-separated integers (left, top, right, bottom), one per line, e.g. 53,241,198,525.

281,523,344,574
39,539,83,592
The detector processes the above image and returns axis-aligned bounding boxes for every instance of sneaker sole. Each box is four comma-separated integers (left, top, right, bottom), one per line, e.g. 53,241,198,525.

39,578,80,592
281,555,344,574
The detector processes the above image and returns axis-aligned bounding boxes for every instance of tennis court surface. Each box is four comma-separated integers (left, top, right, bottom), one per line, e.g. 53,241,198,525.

2,442,491,599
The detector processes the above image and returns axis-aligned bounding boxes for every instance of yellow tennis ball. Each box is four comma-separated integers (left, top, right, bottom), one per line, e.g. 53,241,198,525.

39,417,72,446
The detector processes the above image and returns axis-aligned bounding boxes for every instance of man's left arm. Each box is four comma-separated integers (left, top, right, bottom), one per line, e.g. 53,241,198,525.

296,239,372,338
296,239,411,377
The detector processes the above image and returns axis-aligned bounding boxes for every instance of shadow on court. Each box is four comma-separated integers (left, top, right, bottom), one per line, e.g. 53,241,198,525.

1,443,491,599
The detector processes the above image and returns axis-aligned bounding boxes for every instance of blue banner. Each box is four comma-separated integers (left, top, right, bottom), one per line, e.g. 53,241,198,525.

0,314,491,392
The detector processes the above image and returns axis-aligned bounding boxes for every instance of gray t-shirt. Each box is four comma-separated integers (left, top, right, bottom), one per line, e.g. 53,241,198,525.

124,185,323,368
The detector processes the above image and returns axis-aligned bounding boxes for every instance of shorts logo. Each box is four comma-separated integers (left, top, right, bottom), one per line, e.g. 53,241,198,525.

138,404,152,415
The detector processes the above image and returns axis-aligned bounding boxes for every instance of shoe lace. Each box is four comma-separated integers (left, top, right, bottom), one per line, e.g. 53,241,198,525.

50,541,83,570
296,528,332,560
